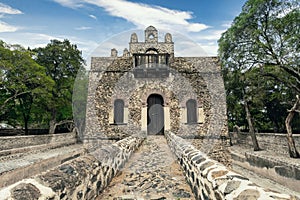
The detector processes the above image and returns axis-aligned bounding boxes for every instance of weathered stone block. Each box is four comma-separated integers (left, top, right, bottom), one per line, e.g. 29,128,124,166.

234,189,260,200
11,183,41,200
223,180,241,195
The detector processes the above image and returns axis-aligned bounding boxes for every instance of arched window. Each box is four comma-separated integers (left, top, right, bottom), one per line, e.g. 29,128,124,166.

114,99,124,124
186,99,197,124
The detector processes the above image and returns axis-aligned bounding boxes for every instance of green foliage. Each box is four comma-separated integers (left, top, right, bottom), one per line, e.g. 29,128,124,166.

218,0,300,132
0,41,54,132
33,39,84,132
0,39,84,133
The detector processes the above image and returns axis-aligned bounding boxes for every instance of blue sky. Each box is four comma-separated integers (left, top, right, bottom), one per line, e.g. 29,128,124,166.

0,0,247,58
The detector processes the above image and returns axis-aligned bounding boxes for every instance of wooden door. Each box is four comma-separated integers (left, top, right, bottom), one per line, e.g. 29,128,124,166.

147,94,164,135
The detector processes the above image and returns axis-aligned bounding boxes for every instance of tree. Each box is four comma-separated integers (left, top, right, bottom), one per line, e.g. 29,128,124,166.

218,0,300,157
34,39,84,133
0,41,54,134
222,62,261,151
285,96,300,157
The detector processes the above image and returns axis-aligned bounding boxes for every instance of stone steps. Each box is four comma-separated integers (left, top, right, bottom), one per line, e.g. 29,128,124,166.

0,144,84,188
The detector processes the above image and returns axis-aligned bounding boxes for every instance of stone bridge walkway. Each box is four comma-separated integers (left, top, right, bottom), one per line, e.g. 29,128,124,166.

97,135,195,200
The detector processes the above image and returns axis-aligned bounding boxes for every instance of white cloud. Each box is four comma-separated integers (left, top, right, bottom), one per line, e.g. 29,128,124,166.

89,14,97,20
89,0,209,32
52,0,220,55
0,21,19,32
53,0,84,8
9,33,65,48
186,28,229,56
194,29,226,41
75,26,92,30
0,3,23,15
90,30,133,57
0,3,22,32
199,43,219,56
54,0,209,33
1,31,98,60
221,21,232,28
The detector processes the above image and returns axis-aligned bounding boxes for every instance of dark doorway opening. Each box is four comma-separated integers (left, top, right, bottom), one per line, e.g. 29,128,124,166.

147,94,164,135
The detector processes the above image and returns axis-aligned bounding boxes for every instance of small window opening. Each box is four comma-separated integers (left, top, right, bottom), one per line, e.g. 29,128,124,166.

114,99,124,124
187,99,197,124
148,34,154,39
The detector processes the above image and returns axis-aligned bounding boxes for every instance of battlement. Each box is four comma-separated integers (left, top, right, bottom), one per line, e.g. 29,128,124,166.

129,26,174,57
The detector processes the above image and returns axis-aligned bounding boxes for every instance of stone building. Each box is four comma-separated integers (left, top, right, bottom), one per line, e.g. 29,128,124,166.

84,26,228,148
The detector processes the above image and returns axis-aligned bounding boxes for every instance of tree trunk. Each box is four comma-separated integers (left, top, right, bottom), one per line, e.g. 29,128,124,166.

19,95,32,135
244,97,261,151
24,114,29,135
49,119,74,134
49,119,56,134
285,96,300,158
49,109,57,134
230,125,240,146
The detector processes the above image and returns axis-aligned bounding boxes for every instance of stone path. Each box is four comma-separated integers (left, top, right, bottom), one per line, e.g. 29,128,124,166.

97,135,195,200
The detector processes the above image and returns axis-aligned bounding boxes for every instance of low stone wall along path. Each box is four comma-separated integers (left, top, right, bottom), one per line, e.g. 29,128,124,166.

97,135,195,200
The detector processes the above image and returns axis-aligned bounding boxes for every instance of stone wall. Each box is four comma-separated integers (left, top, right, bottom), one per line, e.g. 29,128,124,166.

86,56,227,140
0,129,49,136
0,132,77,151
231,132,300,156
0,134,145,200
165,131,297,200
170,57,228,138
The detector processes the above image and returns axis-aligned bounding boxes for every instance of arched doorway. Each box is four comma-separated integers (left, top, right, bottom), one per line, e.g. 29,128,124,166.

147,94,164,135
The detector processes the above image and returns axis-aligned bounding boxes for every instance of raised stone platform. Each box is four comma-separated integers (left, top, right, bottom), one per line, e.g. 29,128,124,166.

0,135,144,199
230,145,300,195
0,132,82,188
0,144,84,188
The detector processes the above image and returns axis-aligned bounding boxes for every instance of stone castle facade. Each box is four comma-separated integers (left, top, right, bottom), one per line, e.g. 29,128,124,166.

84,26,228,143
